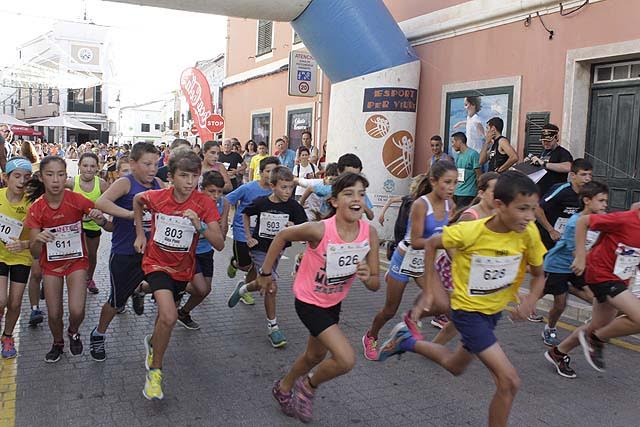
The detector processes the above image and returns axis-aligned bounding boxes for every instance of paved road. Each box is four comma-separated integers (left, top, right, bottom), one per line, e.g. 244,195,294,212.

5,234,640,426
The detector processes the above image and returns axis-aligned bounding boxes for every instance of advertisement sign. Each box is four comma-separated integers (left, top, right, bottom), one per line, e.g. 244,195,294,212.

288,51,317,97
180,68,214,141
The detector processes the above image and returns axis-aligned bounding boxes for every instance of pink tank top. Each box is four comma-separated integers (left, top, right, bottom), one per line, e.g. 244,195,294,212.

294,215,371,308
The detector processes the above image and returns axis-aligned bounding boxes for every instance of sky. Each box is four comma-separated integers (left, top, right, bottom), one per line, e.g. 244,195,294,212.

0,0,227,107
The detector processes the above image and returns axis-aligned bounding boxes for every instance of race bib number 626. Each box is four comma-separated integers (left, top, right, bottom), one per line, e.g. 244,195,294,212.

325,241,370,284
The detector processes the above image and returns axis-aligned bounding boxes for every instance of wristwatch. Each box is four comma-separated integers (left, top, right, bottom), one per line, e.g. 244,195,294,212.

543,159,549,168
258,268,272,277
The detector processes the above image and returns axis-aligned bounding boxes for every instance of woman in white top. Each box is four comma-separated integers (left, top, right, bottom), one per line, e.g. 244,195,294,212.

454,96,485,153
293,146,318,199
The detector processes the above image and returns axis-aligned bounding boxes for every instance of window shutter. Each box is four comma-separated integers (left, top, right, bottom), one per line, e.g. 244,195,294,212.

524,112,550,157
257,20,273,56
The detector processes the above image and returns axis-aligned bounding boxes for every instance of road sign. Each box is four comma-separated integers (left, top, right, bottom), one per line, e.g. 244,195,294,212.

288,51,317,97
205,114,225,133
191,124,198,135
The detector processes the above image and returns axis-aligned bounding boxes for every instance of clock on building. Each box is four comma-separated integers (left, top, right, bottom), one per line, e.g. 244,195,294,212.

78,47,94,63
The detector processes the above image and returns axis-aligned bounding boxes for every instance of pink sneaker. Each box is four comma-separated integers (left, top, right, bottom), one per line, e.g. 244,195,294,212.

403,310,424,340
87,279,99,294
292,377,315,423
362,332,378,361
272,379,295,417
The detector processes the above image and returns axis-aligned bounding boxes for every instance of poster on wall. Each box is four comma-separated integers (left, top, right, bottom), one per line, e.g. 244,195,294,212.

444,86,513,156
287,108,313,152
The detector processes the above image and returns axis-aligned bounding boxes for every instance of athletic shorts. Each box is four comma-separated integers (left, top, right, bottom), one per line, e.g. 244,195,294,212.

0,262,31,284
588,281,627,303
250,249,280,280
146,271,188,301
233,240,252,269
386,248,411,284
543,272,586,295
108,253,145,309
295,298,341,337
195,250,214,278
83,228,102,239
450,309,502,354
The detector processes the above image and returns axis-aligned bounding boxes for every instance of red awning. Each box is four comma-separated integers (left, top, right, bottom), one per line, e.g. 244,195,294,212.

10,126,44,137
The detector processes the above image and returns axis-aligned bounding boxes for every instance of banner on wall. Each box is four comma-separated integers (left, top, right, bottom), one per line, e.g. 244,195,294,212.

180,67,215,142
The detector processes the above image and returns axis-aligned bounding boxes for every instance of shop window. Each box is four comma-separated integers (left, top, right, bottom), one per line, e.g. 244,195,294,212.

524,112,550,157
251,112,271,146
141,123,150,133
256,20,273,57
287,108,313,152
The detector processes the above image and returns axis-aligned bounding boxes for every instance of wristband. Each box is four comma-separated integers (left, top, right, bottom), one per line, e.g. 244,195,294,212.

258,268,272,277
199,222,206,234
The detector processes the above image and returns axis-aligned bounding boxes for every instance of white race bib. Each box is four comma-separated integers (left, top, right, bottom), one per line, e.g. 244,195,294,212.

0,214,23,244
141,211,152,233
45,221,83,262
553,217,569,234
326,241,370,284
399,247,425,277
632,268,640,299
249,215,257,228
258,212,289,239
457,168,465,183
613,245,640,281
468,254,522,295
585,230,600,251
152,213,195,253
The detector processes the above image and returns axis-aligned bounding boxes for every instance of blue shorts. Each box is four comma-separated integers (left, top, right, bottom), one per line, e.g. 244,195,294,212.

250,250,280,280
386,248,411,284
450,310,502,354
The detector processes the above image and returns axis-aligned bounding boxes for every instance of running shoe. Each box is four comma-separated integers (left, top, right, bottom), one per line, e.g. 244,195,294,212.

45,343,64,363
544,348,577,379
227,258,238,278
292,377,315,423
542,327,561,347
578,329,605,372
268,328,287,348
1,335,16,359
430,315,449,330
144,334,153,371
177,309,200,330
29,309,44,326
227,281,245,308
90,328,106,362
68,332,83,356
240,291,255,305
116,305,127,314
378,322,412,362
362,332,378,361
132,290,145,315
143,368,164,400
403,310,424,340
87,279,99,294
272,379,295,417
527,313,544,323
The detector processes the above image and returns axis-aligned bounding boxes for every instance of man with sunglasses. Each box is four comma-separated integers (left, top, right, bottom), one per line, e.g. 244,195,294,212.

529,123,573,196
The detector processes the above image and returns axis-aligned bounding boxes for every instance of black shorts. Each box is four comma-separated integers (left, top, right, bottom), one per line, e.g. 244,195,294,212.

536,224,556,250
295,298,341,337
0,262,31,284
146,271,188,300
543,272,586,295
233,240,252,269
195,250,214,278
588,281,627,303
83,228,102,239
108,253,145,309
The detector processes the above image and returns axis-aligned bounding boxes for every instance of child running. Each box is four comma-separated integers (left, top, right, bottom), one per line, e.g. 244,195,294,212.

67,152,109,294
133,149,224,400
261,173,379,422
89,142,163,361
26,156,110,362
378,171,546,427
227,166,307,348
0,158,34,358
362,161,456,360
545,200,640,378
177,170,229,330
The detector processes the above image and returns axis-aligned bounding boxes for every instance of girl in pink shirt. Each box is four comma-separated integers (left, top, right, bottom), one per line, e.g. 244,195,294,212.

257,173,380,423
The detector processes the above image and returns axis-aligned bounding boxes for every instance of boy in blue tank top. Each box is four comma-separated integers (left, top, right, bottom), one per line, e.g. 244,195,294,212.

89,142,164,362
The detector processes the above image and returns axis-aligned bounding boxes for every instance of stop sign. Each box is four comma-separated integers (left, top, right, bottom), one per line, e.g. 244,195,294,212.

190,124,198,135
205,114,225,133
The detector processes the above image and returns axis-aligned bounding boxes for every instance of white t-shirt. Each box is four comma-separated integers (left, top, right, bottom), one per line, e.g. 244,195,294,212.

293,163,317,196
466,113,485,153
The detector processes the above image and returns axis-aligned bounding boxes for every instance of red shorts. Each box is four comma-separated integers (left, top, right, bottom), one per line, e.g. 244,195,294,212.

40,257,89,277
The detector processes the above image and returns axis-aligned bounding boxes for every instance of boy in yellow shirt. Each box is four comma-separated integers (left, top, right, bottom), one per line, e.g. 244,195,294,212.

378,171,547,427
249,142,269,181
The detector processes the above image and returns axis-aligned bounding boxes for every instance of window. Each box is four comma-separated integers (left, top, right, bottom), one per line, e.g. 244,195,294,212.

594,61,640,83
524,112,550,157
293,30,302,45
251,112,271,145
154,124,160,130
48,88,53,103
256,20,273,56
141,123,150,133
28,88,32,107
38,89,42,105
287,108,313,152
67,86,102,113
187,110,192,122
17,89,21,108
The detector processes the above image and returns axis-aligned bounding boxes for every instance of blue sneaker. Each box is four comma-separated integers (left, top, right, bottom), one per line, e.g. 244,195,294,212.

29,309,44,326
227,281,245,308
378,322,411,362
542,327,561,347
268,328,287,348
1,335,16,359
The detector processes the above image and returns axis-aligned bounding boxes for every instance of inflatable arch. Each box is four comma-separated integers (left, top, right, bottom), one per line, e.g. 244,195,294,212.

111,0,421,237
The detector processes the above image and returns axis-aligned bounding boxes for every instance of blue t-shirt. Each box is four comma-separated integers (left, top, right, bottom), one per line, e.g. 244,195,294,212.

196,197,225,254
277,149,296,170
544,213,579,273
225,181,272,242
312,183,373,217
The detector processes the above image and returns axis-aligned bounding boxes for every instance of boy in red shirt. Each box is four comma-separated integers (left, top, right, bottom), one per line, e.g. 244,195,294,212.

133,149,224,400
546,207,640,377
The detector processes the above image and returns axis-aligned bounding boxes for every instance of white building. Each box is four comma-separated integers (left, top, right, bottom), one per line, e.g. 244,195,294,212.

118,100,168,144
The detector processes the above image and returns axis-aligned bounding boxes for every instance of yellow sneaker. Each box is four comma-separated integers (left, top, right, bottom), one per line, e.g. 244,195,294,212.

143,368,164,400
240,292,255,305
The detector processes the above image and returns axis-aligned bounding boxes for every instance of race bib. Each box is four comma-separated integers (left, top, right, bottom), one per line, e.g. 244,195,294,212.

554,217,569,234
457,168,465,183
585,230,600,251
325,241,370,285
399,247,425,277
249,215,257,228
468,254,522,295
0,214,23,245
152,213,195,253
613,244,640,281
258,212,289,239
141,211,152,233
45,221,83,262
632,268,640,299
